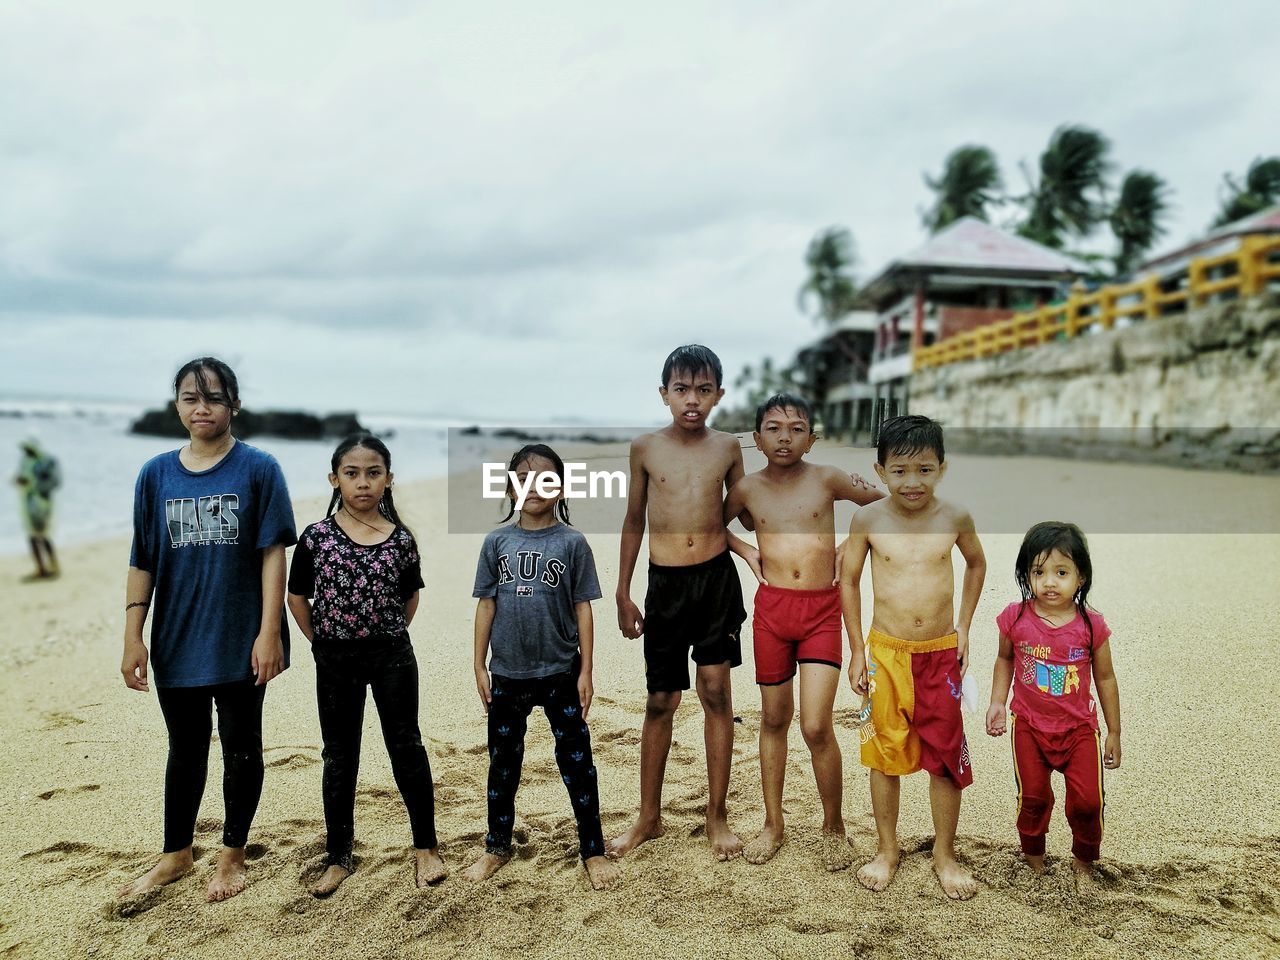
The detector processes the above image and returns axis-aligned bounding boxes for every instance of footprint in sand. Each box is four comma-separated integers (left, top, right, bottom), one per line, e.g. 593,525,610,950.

37,783,100,800
40,710,85,730
264,752,321,770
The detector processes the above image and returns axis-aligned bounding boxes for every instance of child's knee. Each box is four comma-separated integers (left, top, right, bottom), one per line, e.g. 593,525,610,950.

799,716,834,749
645,691,680,721
761,708,791,736
695,676,730,712
1066,796,1102,823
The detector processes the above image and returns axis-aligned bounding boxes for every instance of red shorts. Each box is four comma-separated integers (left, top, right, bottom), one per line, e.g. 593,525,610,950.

752,584,843,685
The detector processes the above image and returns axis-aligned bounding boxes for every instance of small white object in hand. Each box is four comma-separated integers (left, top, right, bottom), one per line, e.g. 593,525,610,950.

960,674,979,713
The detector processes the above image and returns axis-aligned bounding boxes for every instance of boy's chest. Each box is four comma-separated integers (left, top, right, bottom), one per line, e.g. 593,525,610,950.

750,482,834,533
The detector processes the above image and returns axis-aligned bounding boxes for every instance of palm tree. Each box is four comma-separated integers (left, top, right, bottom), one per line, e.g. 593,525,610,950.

1110,169,1170,275
797,227,857,326
1017,125,1113,249
922,145,1003,232
1213,156,1280,226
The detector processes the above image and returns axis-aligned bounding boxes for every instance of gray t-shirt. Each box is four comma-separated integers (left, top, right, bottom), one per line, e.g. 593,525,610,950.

473,521,602,679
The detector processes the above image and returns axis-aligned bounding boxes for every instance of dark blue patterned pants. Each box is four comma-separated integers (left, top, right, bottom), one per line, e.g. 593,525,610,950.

485,665,605,861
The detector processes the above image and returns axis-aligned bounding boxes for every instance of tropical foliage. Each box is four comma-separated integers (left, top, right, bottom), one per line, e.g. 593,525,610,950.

797,227,857,326
1214,156,1280,227
1109,169,1169,275
922,145,1003,233
1016,125,1113,249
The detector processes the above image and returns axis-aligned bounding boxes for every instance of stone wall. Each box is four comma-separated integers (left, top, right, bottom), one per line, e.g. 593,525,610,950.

908,295,1280,472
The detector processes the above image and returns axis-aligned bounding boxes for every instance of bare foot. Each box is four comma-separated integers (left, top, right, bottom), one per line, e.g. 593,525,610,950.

309,864,350,898
606,819,663,858
743,825,784,865
707,816,743,862
461,851,510,882
856,850,899,892
1025,853,1046,875
116,850,194,898
933,855,978,900
821,830,853,872
207,847,248,902
415,848,446,888
584,855,620,890
1072,857,1098,895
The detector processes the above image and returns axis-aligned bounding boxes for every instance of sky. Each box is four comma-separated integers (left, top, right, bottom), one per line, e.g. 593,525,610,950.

0,0,1273,423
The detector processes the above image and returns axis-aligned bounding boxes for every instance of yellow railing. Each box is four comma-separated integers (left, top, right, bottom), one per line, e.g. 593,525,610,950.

913,233,1280,370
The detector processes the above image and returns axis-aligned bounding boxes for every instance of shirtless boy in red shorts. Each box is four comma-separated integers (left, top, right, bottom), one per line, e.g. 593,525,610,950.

841,414,986,900
723,394,882,870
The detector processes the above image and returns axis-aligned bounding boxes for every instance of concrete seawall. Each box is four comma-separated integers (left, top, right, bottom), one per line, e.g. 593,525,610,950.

909,295,1280,472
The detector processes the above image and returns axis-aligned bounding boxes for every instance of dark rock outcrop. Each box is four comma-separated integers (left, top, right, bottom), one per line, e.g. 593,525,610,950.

130,407,369,440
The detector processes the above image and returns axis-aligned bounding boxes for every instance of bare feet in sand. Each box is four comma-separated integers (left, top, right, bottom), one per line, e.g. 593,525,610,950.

821,830,853,872
857,850,899,892
1072,857,1098,894
207,847,249,902
606,819,664,858
743,825,784,865
462,851,510,882
415,848,446,888
584,855,620,890
933,855,978,900
706,816,743,862
1025,853,1046,875
310,864,351,898
116,850,194,899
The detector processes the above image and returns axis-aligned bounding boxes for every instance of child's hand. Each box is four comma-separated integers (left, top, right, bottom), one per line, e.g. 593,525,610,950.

616,596,644,639
740,544,767,586
121,640,150,692
955,629,970,679
850,473,874,492
475,667,492,714
577,671,594,720
1103,730,1121,768
251,631,285,686
848,653,868,696
985,703,1007,737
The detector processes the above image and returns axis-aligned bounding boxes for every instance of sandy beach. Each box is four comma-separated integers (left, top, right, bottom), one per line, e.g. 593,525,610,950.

4,448,1279,960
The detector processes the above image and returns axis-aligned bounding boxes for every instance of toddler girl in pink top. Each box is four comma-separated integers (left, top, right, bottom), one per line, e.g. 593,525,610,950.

985,521,1122,885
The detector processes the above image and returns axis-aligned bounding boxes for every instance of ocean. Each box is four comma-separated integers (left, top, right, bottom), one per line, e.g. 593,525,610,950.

0,401,455,555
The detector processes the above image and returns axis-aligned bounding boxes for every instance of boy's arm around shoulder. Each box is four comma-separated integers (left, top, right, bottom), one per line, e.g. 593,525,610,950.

827,465,885,507
616,435,650,638
724,435,755,531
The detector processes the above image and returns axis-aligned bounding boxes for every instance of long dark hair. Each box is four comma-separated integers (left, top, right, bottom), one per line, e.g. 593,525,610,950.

499,443,572,525
1013,520,1098,645
326,433,409,532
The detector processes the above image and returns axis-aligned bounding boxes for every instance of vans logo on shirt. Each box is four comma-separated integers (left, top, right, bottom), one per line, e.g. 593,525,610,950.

497,551,566,588
166,495,240,547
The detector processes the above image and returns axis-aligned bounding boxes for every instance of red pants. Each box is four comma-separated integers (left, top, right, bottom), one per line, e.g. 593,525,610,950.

1011,715,1104,861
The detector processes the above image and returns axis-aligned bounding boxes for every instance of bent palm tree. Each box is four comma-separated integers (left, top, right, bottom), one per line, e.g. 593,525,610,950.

1017,125,1113,249
797,227,857,326
922,145,1003,232
1213,156,1280,226
1110,170,1169,275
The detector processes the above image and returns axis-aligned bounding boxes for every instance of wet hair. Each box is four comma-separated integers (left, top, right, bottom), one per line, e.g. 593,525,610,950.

754,393,814,433
499,443,572,525
660,344,723,389
325,433,409,532
1012,521,1098,646
173,357,240,407
877,414,944,465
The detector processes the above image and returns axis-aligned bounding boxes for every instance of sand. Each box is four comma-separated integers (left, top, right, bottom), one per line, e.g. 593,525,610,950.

3,448,1280,960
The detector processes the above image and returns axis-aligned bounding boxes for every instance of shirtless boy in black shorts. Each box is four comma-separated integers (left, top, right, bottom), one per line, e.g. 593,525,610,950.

608,344,763,861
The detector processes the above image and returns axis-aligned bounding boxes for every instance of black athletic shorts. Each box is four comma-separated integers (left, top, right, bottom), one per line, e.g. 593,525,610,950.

642,549,746,693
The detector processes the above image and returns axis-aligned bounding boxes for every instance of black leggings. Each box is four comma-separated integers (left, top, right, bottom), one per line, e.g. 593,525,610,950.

156,679,266,852
314,635,438,868
485,665,605,861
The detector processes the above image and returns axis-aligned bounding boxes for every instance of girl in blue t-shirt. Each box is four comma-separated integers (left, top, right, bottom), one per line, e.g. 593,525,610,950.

287,434,443,896
462,443,618,891
119,357,297,904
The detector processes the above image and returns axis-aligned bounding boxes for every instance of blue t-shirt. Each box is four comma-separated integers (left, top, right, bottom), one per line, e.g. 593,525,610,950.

472,522,602,679
130,440,297,688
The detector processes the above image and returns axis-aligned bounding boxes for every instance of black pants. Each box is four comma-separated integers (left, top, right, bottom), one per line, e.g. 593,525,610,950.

485,665,605,861
314,634,438,868
156,678,266,852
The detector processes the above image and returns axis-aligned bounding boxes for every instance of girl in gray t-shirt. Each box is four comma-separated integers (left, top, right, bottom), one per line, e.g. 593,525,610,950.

465,444,618,891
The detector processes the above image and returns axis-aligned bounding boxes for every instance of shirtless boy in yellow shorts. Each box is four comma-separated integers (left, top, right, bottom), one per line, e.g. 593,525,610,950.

840,415,986,900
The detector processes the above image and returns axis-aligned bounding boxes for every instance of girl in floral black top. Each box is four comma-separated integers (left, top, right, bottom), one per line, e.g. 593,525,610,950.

287,434,443,895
